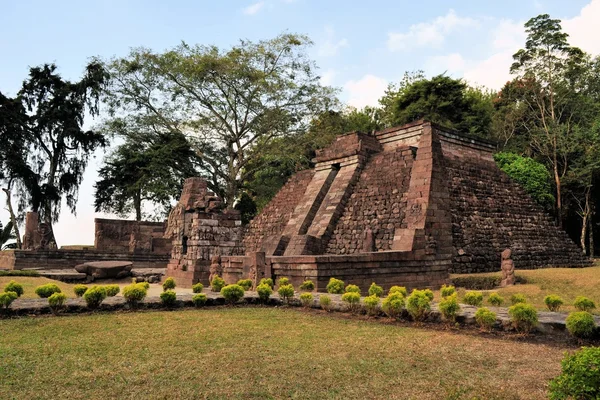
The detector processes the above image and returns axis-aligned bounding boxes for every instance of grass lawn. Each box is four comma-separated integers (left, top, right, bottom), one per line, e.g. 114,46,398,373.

0,277,77,299
452,265,600,313
0,307,567,399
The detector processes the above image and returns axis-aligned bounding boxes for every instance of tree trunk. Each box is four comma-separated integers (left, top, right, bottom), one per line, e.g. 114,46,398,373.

589,215,595,258
581,210,588,255
553,163,562,228
134,191,142,222
1,187,22,249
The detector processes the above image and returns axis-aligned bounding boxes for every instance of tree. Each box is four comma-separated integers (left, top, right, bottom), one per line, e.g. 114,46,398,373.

94,128,198,221
104,33,336,207
0,221,17,250
0,63,109,235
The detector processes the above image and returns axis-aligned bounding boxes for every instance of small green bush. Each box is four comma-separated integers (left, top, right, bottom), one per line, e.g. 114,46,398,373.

237,279,253,291
565,311,597,339
299,280,315,291
544,295,564,312
35,284,62,299
277,284,294,303
162,277,176,291
192,293,207,307
368,282,384,298
105,285,120,297
487,293,504,307
122,283,148,306
48,292,67,314
83,286,107,309
439,293,460,322
475,307,497,331
549,347,600,400
508,303,538,333
510,293,527,305
4,280,24,297
160,290,177,307
345,284,360,294
388,286,408,297
463,291,484,307
220,284,245,304
259,278,274,289
406,290,431,322
139,281,150,290
256,283,273,303
0,291,18,309
319,295,332,312
299,292,314,308
574,296,596,312
192,282,204,293
277,277,290,287
363,294,380,316
73,284,88,297
423,289,434,301
382,292,405,319
440,285,455,298
0,270,39,277
211,275,225,292
326,278,344,294
341,291,361,312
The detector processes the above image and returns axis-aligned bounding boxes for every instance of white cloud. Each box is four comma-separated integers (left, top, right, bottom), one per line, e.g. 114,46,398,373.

427,53,467,74
319,68,337,86
344,74,388,109
242,1,264,15
318,26,349,57
563,0,600,55
387,9,479,52
492,19,525,50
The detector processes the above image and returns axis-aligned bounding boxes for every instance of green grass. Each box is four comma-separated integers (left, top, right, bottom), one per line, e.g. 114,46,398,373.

0,277,77,299
0,308,566,399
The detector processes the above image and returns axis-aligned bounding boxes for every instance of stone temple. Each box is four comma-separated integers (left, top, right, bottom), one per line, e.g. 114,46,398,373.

163,120,590,290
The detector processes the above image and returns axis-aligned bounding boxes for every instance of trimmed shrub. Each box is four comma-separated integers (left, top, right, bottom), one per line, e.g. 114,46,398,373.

549,347,600,400
277,284,294,304
0,291,18,309
388,286,408,297
565,311,596,339
237,279,253,291
277,277,290,287
326,278,344,294
508,303,538,333
368,282,384,298
259,278,274,289
440,285,455,298
475,307,497,331
0,270,40,277
73,284,88,297
423,289,434,301
382,292,405,319
487,293,504,307
211,275,225,292
439,293,460,322
139,281,150,290
35,284,62,299
220,284,245,304
160,290,177,307
4,280,24,297
544,295,564,312
299,280,315,291
345,284,361,294
363,294,380,316
406,290,431,322
319,295,332,312
341,292,361,312
122,283,148,306
105,285,120,297
83,286,107,309
463,291,484,307
299,292,314,308
192,293,208,307
574,296,596,312
257,283,273,303
192,282,204,293
48,292,67,314
162,277,176,291
510,293,527,305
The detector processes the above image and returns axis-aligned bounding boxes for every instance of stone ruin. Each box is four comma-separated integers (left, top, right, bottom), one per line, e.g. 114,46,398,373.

163,120,590,289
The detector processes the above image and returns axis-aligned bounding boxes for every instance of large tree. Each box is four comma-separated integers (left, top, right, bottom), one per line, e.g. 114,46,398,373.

104,33,336,207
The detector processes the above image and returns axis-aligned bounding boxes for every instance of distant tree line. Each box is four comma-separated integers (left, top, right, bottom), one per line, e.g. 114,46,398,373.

1,14,599,254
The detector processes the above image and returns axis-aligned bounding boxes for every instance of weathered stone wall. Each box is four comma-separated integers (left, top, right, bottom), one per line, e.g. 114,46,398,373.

94,218,170,254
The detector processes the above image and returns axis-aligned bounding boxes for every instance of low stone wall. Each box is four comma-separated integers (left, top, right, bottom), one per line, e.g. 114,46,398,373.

0,249,168,270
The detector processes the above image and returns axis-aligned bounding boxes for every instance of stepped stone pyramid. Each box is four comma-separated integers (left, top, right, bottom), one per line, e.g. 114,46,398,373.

238,120,589,289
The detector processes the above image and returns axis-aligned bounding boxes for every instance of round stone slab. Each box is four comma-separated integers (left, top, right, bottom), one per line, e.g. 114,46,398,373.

74,261,133,279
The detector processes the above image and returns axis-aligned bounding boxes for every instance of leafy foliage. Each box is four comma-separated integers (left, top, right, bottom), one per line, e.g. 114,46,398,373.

160,290,177,307
508,303,538,333
122,283,148,306
510,294,527,305
0,221,17,250
220,284,245,304
48,292,67,314
368,283,383,298
73,284,88,298
382,292,405,319
344,284,360,294
277,284,295,304
440,285,455,298
210,276,225,292
439,293,460,322
299,280,315,291
474,307,497,331
299,292,314,308
162,277,176,291
487,293,504,307
83,286,107,309
319,295,332,312
341,292,361,313
237,279,253,291
3,280,23,297
256,283,273,303
463,291,484,307
259,278,274,289
388,286,408,297
192,293,208,307
574,296,596,312
0,291,18,309
549,347,600,400
105,285,120,297
192,283,204,294
35,284,61,299
326,278,344,294
277,277,290,287
565,311,596,339
544,294,564,312
406,290,432,322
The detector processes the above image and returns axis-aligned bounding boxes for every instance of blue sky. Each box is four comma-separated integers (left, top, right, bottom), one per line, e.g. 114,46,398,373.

1,0,599,245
